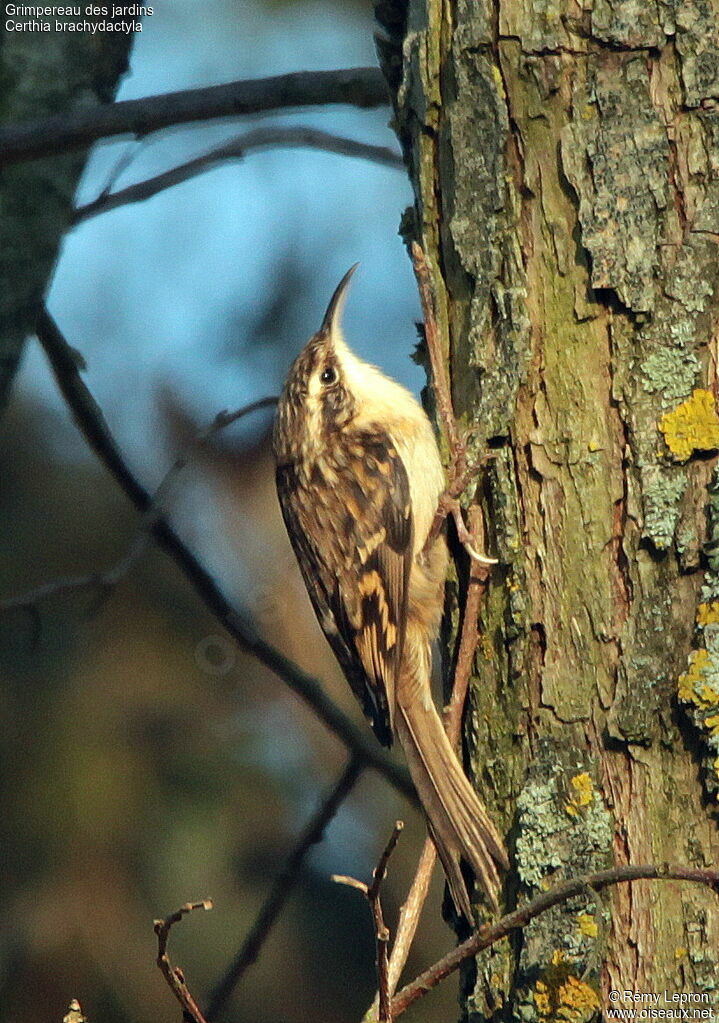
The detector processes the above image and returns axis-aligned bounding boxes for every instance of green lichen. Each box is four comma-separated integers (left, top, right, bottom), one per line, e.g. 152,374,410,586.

641,470,687,549
641,346,699,405
516,763,613,892
516,778,566,890
513,750,612,1016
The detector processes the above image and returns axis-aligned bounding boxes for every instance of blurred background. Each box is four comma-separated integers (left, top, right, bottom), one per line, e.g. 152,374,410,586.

0,2,461,1021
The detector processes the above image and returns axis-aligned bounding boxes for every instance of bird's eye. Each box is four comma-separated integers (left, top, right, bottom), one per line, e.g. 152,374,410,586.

320,366,337,385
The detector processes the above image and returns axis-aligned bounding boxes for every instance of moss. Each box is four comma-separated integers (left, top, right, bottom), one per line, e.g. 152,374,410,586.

659,389,719,462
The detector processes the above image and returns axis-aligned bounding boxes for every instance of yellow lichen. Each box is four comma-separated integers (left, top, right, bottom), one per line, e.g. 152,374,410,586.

565,772,593,815
535,981,552,1017
659,389,719,462
570,773,593,805
559,976,601,1018
704,713,719,735
697,602,719,626
678,648,711,705
534,951,600,1022
677,644,719,788
577,912,598,939
675,947,687,961
700,683,719,704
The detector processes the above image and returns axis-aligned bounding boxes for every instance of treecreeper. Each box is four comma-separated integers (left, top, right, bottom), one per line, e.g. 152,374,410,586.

272,266,508,917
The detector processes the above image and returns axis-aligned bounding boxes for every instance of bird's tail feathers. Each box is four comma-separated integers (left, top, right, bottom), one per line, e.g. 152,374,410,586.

395,694,508,918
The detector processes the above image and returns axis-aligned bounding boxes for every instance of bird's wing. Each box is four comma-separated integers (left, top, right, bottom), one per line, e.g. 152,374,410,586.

275,431,412,746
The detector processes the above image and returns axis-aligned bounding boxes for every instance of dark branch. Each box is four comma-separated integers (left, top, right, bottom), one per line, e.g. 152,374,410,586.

368,822,404,1023
73,127,404,224
34,308,415,804
0,67,389,169
206,756,364,1020
391,864,719,1017
334,821,405,1023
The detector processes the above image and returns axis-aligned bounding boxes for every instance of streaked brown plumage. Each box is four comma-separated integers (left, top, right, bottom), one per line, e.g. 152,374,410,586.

272,266,508,917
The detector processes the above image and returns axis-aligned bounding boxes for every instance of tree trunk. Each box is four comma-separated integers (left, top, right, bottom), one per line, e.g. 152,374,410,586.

377,0,719,1016
0,16,132,408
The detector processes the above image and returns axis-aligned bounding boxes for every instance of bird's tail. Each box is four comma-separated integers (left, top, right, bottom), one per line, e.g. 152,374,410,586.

395,655,508,917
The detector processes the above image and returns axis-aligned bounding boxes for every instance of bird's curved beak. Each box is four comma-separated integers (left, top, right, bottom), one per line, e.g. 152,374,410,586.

320,263,359,337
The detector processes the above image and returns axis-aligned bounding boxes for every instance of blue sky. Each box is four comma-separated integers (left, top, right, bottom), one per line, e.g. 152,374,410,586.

22,0,421,481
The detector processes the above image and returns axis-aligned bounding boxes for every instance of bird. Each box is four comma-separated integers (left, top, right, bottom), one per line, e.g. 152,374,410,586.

272,265,508,917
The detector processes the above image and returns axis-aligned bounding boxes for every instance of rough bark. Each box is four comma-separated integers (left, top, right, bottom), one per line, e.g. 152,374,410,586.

377,0,719,1018
0,16,132,408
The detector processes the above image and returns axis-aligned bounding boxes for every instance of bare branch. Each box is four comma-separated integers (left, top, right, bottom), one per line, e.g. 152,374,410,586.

154,899,214,1023
335,821,405,1023
205,756,363,1021
391,864,719,1018
410,242,459,452
34,308,416,804
443,508,491,746
412,243,496,565
0,67,389,169
73,127,404,224
380,838,436,1006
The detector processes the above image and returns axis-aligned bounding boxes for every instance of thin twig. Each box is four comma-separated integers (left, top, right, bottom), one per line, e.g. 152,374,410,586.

205,756,363,1021
95,141,142,204
411,243,496,565
154,899,214,1023
410,242,459,452
371,822,404,1023
34,307,416,803
1,573,107,615
335,822,405,1023
391,865,719,1017
73,128,403,224
444,506,492,742
0,67,389,168
149,398,280,519
380,838,436,1008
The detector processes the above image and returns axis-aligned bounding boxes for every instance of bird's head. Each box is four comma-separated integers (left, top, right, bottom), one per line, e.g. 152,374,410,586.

274,265,360,461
